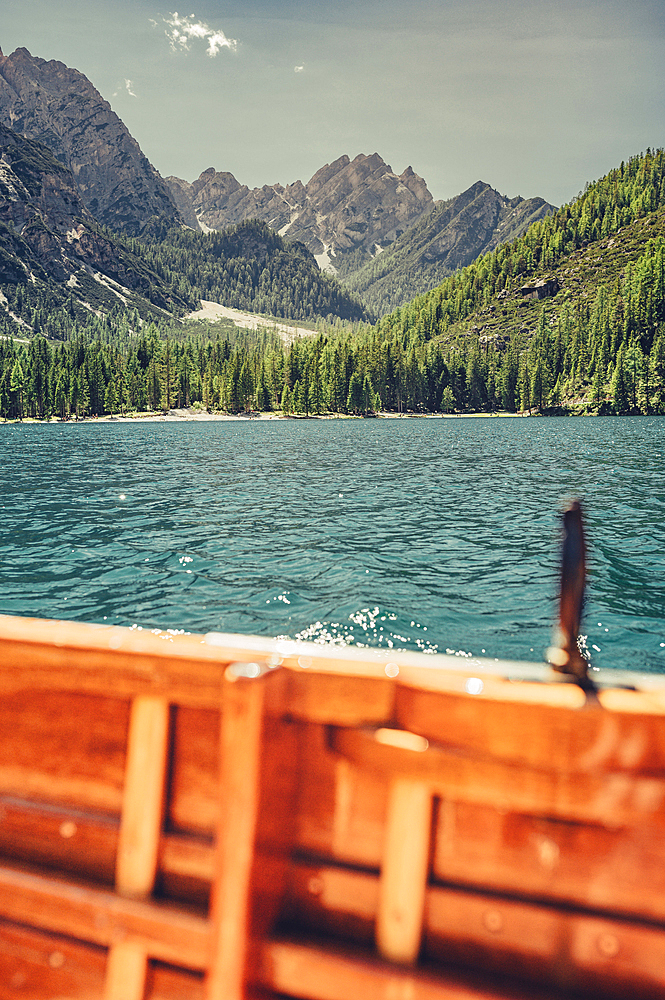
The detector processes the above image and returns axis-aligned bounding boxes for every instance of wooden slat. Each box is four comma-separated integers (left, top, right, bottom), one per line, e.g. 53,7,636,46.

395,683,665,774
262,938,551,1000
0,618,224,706
105,941,148,1000
282,670,395,726
332,726,665,826
0,917,107,1000
570,915,665,996
0,796,214,888
0,864,210,969
168,706,219,835
0,919,206,1000
117,696,170,899
285,861,665,997
206,676,267,1000
295,723,387,868
376,778,431,963
433,800,665,924
0,689,128,814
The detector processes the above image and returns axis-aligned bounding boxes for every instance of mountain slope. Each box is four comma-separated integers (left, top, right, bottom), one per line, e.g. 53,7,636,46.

0,46,179,234
135,217,368,323
0,123,366,334
371,148,665,414
338,181,555,315
0,122,190,318
166,152,434,264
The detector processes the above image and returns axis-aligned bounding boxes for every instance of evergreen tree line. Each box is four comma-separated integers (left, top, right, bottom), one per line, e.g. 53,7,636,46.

2,235,665,421
383,149,665,339
120,218,368,323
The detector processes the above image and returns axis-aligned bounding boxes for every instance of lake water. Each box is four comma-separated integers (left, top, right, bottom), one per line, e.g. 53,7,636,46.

1,416,664,674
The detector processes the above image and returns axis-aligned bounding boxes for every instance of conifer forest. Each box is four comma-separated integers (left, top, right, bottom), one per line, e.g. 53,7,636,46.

2,149,665,420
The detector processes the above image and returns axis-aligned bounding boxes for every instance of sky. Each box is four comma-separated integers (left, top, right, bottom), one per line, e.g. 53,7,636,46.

2,0,665,207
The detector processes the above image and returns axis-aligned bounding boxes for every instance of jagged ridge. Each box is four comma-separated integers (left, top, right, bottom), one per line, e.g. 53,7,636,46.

338,181,556,316
0,45,179,234
166,152,434,264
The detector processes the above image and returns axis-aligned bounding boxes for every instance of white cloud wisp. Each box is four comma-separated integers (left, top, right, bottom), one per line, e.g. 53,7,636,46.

162,12,237,57
112,79,137,98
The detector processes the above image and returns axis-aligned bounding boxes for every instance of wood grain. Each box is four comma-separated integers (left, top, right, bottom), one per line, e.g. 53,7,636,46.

282,861,665,997
262,938,552,1000
332,725,665,826
0,863,210,969
0,796,214,894
0,919,206,1000
206,676,267,1000
376,778,431,964
105,941,148,1000
0,690,129,813
395,683,665,774
116,696,170,899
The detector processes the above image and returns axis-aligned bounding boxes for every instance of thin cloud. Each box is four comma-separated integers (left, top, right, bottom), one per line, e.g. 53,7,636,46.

294,65,304,73
112,79,137,98
161,12,237,57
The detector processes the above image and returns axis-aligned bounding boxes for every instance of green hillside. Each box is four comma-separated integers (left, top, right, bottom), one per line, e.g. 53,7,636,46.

128,217,368,324
3,149,665,420
372,149,665,414
338,182,554,317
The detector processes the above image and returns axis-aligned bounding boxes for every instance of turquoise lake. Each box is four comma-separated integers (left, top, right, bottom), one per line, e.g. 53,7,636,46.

1,416,664,673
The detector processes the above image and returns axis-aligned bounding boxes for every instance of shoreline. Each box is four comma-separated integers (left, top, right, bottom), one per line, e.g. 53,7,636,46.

2,408,529,425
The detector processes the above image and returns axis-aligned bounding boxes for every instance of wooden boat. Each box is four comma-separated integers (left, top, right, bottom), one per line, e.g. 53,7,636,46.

1,609,665,1000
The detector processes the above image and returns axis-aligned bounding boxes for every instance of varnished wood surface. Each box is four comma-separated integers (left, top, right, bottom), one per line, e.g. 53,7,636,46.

1,614,665,999
0,863,210,969
262,938,556,1000
331,725,665,826
0,920,206,1000
285,861,665,997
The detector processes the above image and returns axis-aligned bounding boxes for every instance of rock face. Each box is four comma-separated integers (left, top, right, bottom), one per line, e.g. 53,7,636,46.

0,123,184,311
0,46,178,234
166,152,434,263
340,181,557,315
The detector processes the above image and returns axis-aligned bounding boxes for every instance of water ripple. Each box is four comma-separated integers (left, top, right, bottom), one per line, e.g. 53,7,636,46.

1,417,664,672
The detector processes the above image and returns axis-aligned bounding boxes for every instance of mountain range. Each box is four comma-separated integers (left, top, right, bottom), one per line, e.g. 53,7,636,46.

0,46,178,235
0,44,555,317
0,121,188,316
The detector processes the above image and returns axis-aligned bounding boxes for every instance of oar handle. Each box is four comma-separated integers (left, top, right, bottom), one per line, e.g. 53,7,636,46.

548,500,591,685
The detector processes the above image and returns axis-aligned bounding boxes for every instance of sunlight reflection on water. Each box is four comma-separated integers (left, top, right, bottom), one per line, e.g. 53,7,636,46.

0,416,664,672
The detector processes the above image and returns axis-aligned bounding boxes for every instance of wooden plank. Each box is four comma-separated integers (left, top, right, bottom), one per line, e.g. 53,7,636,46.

0,617,228,707
0,919,206,1000
395,683,665,775
433,800,665,923
0,917,107,1000
117,696,170,899
570,915,665,997
294,723,387,868
0,796,214,890
331,726,665,826
283,862,665,996
0,863,210,969
283,670,395,726
376,778,431,964
105,942,148,1000
206,676,267,1000
168,706,219,835
206,673,303,999
147,961,206,1000
0,690,129,814
262,938,552,1000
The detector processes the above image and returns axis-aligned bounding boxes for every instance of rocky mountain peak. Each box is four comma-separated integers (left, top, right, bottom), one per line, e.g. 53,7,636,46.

166,151,434,266
0,45,179,234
